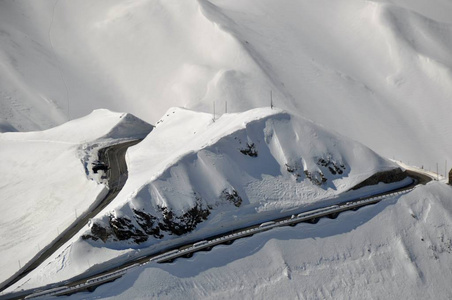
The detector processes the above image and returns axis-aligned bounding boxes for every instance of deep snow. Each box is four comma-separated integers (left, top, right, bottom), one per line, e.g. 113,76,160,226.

66,182,452,300
1,0,452,298
0,109,152,285
1,0,452,170
3,107,406,292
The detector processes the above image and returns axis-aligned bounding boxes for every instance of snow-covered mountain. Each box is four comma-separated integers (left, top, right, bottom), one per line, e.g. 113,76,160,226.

1,0,452,170
67,182,452,300
0,109,152,285
1,0,452,298
84,107,400,246
3,107,410,291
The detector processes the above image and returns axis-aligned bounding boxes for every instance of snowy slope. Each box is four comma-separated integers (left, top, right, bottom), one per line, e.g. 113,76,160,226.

0,109,152,285
1,0,452,170
200,0,452,171
5,107,408,291
84,107,398,245
65,182,452,300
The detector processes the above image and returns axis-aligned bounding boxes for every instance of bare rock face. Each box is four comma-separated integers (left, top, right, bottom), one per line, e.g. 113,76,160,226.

82,191,244,244
286,154,347,185
221,189,243,207
351,168,407,190
317,157,346,175
239,143,258,157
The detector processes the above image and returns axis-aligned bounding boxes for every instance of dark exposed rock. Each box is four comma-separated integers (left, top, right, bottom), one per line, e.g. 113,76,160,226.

81,222,109,242
221,189,242,207
285,164,296,173
240,143,258,157
90,222,108,242
317,156,345,175
351,167,408,190
110,215,148,243
285,163,303,180
158,201,211,236
304,170,327,185
84,195,212,244
133,209,163,239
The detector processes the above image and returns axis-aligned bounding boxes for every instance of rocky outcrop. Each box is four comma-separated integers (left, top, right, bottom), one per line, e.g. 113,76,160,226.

286,155,347,185
351,168,407,190
239,142,258,157
82,191,243,244
221,189,242,207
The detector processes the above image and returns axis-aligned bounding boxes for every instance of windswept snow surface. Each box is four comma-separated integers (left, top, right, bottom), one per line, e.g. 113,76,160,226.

7,107,403,291
1,0,452,169
67,182,452,300
113,107,396,225
0,109,152,285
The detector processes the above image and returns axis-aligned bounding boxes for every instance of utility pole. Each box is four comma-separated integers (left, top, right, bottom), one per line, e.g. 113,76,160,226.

270,90,273,109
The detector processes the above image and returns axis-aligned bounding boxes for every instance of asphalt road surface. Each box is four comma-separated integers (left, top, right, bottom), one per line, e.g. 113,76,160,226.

0,140,140,293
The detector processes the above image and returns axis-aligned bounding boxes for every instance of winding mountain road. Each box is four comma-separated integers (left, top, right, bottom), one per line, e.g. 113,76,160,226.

0,157,434,299
0,140,140,294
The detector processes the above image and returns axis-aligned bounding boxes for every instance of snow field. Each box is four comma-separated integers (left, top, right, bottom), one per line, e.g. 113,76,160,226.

0,109,152,286
2,0,452,171
66,182,452,299
5,107,403,291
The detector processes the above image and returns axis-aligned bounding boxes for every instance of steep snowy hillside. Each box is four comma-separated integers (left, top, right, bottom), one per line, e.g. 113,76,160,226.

6,107,410,291
66,182,452,300
0,110,152,285
84,107,400,246
1,0,451,169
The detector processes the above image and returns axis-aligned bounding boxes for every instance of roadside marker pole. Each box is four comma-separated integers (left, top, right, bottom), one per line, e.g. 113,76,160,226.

270,90,273,109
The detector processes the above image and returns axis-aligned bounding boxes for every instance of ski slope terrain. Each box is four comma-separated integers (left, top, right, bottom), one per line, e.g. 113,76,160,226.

1,0,452,169
0,110,152,285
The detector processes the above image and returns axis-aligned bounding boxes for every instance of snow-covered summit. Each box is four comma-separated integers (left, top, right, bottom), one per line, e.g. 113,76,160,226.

2,0,452,169
82,107,400,247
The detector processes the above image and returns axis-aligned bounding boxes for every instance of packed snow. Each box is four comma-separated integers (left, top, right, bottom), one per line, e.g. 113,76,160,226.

4,107,408,292
0,109,152,285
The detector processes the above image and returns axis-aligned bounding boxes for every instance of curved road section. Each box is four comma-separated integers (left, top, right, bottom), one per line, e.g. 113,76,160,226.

0,140,140,294
2,166,433,299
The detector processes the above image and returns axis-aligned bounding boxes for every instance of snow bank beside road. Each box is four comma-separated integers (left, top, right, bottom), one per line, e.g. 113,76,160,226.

0,109,152,285
68,182,452,300
12,107,404,291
